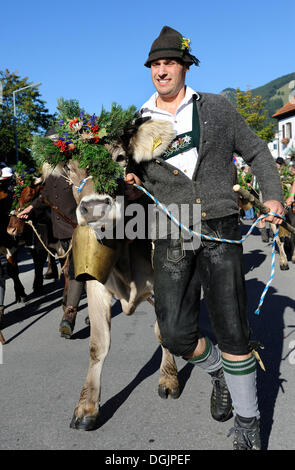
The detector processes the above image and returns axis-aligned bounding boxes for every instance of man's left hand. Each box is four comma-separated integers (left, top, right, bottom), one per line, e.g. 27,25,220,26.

263,200,285,225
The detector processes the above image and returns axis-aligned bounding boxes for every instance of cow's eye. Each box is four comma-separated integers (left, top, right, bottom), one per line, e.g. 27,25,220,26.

64,163,70,173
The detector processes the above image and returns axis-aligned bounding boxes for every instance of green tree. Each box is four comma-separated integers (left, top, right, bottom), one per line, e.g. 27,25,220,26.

235,88,275,142
0,69,55,166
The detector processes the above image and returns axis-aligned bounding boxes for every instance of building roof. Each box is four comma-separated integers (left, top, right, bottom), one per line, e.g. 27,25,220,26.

272,100,295,119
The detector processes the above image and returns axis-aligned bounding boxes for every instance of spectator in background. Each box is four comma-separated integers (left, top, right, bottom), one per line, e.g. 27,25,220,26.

285,161,295,207
276,157,285,169
17,129,85,339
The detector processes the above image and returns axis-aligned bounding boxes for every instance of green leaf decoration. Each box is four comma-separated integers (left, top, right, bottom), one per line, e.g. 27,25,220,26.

11,160,38,210
98,128,107,139
279,165,294,200
31,99,138,195
31,135,66,168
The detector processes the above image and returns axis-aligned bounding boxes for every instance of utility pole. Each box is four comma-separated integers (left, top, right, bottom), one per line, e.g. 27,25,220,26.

12,82,42,163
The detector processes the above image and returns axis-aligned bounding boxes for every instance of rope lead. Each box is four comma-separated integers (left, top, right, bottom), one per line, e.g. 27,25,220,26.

133,183,284,316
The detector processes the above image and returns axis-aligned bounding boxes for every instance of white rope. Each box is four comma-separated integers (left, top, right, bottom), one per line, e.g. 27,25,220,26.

26,220,72,259
134,182,284,316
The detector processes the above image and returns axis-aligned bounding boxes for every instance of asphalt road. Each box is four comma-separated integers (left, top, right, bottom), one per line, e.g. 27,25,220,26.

1,220,295,453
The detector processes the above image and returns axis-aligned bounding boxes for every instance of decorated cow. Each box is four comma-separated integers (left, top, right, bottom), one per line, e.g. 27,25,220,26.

7,163,67,296
31,100,180,430
0,169,27,321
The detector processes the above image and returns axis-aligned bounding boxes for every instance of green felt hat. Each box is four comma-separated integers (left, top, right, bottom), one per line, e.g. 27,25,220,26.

144,26,200,68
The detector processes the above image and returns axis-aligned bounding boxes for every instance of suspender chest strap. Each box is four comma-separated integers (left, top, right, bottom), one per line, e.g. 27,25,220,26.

162,93,201,161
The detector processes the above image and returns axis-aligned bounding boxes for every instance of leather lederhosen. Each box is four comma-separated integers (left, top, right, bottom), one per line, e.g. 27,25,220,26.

151,98,250,357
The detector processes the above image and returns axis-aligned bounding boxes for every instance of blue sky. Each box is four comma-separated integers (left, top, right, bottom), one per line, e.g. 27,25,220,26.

1,0,294,117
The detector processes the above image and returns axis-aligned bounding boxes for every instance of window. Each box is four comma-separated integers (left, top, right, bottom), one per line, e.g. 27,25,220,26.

286,122,292,139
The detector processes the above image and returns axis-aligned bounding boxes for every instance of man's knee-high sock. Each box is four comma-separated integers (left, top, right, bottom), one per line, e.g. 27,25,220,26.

185,337,222,373
221,355,259,418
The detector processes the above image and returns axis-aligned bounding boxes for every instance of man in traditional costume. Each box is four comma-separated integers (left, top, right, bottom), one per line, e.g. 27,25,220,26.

126,26,285,449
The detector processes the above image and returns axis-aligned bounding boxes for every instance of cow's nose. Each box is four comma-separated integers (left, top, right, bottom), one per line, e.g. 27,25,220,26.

79,197,113,220
7,226,16,236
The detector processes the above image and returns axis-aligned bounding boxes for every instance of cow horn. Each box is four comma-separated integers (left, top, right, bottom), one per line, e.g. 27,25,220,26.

33,176,43,185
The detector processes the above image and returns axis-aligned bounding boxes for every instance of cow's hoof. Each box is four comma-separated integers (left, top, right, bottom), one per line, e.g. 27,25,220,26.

43,272,58,280
59,323,72,339
280,265,289,271
59,320,75,339
70,414,99,431
158,385,180,399
16,295,27,303
170,387,180,399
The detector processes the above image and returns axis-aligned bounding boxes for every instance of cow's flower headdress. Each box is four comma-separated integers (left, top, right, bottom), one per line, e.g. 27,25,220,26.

31,99,137,195
9,161,38,211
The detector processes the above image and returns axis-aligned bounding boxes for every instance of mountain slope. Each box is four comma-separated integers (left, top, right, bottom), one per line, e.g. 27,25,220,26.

221,72,295,121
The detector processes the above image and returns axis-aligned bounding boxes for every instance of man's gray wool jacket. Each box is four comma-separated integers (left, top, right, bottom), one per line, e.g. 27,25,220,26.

131,92,283,225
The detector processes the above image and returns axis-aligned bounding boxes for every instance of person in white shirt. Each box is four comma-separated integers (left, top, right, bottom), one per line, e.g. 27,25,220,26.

125,26,285,450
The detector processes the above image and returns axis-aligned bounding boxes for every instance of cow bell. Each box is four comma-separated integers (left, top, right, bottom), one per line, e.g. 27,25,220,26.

72,225,120,283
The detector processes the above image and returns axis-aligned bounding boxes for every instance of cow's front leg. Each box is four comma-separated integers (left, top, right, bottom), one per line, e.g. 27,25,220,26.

154,321,180,399
277,237,289,270
272,224,289,270
70,280,112,431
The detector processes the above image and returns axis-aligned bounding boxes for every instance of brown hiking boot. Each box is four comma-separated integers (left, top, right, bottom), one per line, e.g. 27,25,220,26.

59,305,77,339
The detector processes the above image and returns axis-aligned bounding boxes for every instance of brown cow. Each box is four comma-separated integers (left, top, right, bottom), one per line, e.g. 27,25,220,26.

270,206,295,270
7,181,67,297
0,180,27,306
50,120,180,431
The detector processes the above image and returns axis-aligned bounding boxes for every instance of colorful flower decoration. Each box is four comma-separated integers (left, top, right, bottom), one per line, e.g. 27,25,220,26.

31,100,138,195
163,134,192,159
180,36,191,51
10,161,37,210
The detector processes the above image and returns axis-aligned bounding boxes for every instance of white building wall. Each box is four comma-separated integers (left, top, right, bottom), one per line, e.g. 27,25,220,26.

268,133,279,159
278,114,295,159
269,114,295,161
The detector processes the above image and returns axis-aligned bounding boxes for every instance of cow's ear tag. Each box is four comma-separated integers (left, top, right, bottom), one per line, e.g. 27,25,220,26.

152,137,162,151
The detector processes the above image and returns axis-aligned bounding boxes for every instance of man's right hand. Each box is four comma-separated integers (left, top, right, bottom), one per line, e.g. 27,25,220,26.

124,173,143,200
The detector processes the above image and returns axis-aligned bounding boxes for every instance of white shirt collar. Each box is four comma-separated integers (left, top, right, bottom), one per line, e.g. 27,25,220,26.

141,86,197,115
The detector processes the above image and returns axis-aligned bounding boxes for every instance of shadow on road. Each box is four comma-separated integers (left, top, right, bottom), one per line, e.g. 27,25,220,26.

243,249,267,274
246,279,295,450
97,345,193,429
4,297,63,344
190,247,295,449
2,280,66,343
